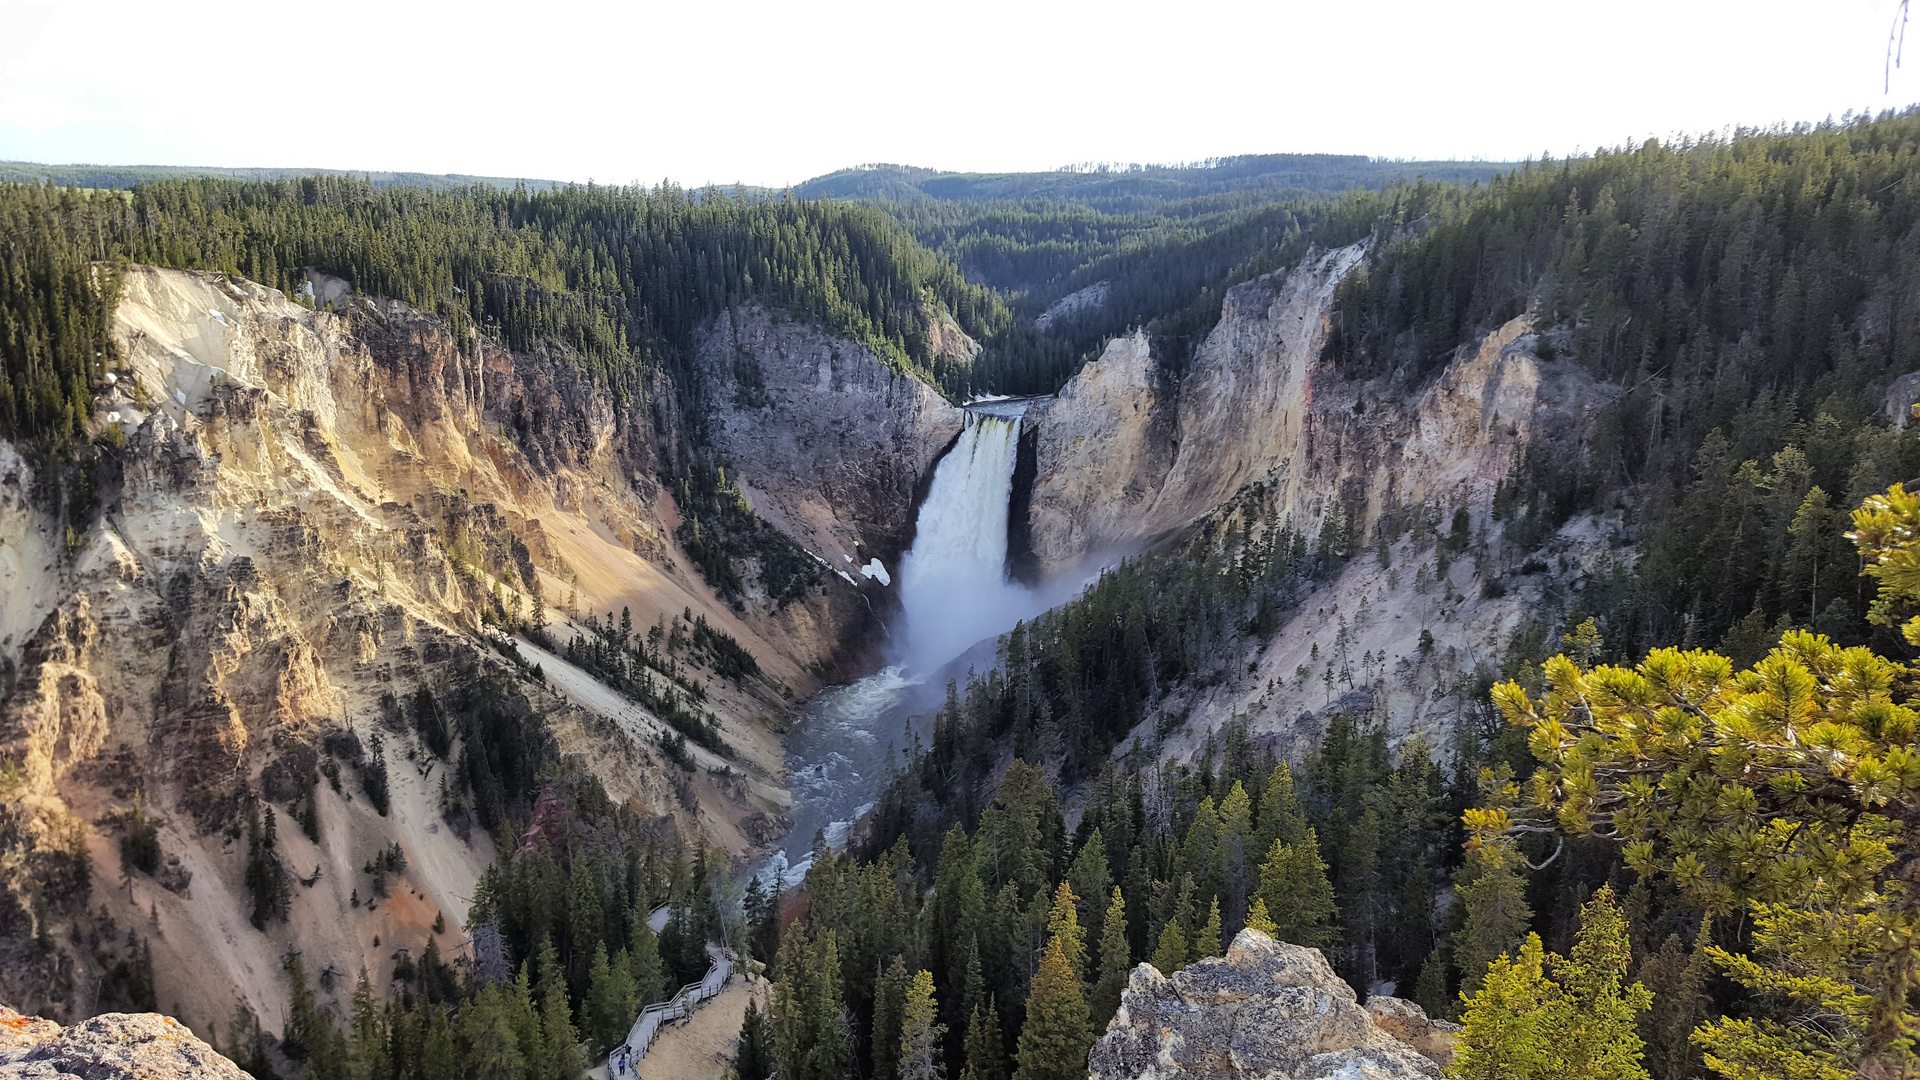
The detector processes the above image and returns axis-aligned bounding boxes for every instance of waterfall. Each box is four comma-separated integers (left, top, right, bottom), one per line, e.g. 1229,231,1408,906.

767,404,1054,884
896,411,1028,671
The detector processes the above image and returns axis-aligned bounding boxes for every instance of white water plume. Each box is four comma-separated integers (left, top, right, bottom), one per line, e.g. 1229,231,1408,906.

770,402,1097,878
896,411,1038,671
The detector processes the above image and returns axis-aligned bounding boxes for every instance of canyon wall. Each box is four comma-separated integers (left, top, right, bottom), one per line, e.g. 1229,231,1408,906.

0,268,938,1034
1024,244,1617,758
689,304,967,582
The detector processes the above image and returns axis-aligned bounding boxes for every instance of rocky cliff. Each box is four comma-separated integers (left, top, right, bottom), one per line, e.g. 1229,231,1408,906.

1090,929,1456,1080
689,304,966,582
0,1004,249,1079
1023,243,1616,757
0,268,947,1036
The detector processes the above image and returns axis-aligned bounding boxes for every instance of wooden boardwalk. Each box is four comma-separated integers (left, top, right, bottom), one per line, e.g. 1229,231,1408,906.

608,938,734,1077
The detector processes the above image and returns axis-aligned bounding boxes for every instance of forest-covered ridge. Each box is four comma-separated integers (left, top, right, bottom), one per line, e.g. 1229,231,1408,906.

0,175,1019,448
0,160,575,192
1328,107,1920,664
795,154,1517,211
796,156,1503,390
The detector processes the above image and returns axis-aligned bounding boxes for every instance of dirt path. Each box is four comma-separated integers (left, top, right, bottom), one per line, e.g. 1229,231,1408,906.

620,976,766,1080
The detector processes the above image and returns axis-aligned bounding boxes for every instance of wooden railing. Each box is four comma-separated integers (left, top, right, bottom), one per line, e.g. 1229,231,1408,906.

610,943,734,1074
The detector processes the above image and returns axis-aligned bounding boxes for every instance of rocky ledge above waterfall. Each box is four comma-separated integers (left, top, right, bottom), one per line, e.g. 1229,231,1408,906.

1090,929,1458,1080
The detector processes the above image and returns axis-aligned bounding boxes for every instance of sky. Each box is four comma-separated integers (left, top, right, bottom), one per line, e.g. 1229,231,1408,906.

1,0,1916,187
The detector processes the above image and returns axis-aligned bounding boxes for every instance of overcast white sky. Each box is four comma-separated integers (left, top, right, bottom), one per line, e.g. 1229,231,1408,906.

1,0,1916,187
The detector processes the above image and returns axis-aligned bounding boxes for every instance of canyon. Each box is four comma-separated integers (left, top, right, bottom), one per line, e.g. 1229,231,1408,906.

1,239,1607,1045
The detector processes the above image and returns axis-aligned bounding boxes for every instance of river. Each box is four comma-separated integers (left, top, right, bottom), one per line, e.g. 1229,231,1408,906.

764,403,1055,885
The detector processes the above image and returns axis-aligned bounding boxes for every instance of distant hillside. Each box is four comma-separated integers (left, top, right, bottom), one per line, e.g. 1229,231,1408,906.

0,161,567,191
797,154,1517,212
789,155,1523,394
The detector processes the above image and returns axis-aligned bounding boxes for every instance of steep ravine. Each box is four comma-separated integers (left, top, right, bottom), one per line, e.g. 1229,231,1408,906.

691,304,967,578
3,242,1620,1050
0,268,935,1031
1019,243,1617,758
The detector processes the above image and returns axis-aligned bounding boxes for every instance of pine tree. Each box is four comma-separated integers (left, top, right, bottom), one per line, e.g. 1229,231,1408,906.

419,1006,458,1080
1451,933,1554,1080
1483,610,1920,1076
628,907,668,1005
773,924,813,1080
1635,928,1711,1080
1216,782,1253,931
348,967,391,1080
960,1001,1006,1080
585,941,637,1054
1450,886,1652,1080
737,995,775,1080
1412,949,1451,1022
1066,831,1112,940
1552,886,1652,1079
537,937,586,1080
458,983,525,1080
244,804,290,929
1453,850,1533,997
1190,897,1222,962
1149,918,1188,976
809,933,853,1080
1243,897,1277,937
509,964,548,1080
1092,888,1131,1030
567,856,603,991
282,957,322,1062
1044,881,1087,982
1256,830,1338,950
900,969,946,1080
1179,797,1221,900
1012,938,1092,1080
873,955,910,1080
1257,763,1310,851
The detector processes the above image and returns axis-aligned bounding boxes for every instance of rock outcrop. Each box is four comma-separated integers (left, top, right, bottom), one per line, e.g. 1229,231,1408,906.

690,304,966,575
1090,929,1452,1080
1023,245,1367,571
0,1005,249,1079
1364,996,1459,1070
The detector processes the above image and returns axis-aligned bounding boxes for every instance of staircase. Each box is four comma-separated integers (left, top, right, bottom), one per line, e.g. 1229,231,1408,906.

611,936,735,1073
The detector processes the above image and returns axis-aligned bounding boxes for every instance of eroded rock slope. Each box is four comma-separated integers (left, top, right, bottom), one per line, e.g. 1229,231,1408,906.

0,267,935,1035
1023,243,1615,756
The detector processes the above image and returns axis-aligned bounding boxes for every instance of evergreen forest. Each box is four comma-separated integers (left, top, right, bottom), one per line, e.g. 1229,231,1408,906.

10,108,1920,1080
756,109,1920,1080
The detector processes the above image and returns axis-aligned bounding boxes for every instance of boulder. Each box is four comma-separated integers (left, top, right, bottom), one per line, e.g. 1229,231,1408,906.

0,1005,249,1079
1364,996,1460,1068
1089,929,1443,1080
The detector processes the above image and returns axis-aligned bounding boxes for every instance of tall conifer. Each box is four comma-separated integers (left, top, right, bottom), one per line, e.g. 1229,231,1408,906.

900,969,946,1080
1093,888,1131,1030
1256,830,1338,950
1012,938,1091,1080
